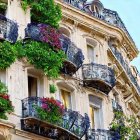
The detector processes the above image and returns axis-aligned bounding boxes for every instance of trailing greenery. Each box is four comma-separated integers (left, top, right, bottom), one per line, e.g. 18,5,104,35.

0,41,17,70
0,81,8,94
18,40,66,78
110,110,140,140
21,0,62,28
50,84,57,94
0,81,14,120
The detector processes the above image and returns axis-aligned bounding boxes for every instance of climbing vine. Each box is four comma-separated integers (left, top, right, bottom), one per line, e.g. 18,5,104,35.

21,0,62,28
0,41,17,70
0,81,14,120
110,110,140,140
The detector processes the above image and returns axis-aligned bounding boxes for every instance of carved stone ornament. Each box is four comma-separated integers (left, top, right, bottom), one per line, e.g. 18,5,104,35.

0,120,15,140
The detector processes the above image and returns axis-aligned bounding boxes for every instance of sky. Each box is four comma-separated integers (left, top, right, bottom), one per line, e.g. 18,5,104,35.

88,0,140,72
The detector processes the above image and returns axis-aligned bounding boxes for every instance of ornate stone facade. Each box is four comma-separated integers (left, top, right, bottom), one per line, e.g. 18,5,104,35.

0,0,140,139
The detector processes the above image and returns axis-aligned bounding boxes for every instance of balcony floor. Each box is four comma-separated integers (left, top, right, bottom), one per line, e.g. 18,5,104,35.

21,117,79,140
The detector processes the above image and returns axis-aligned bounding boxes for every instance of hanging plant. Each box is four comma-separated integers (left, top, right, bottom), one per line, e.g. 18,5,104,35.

18,40,66,78
0,81,14,120
50,84,57,94
0,41,17,70
21,0,62,28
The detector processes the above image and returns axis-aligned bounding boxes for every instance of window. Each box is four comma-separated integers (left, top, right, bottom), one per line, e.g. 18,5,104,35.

89,95,102,129
60,89,71,109
89,106,101,129
28,76,37,97
87,44,94,62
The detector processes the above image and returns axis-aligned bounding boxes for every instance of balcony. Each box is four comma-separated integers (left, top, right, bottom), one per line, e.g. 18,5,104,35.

82,63,116,94
25,23,84,75
62,0,134,44
86,129,114,140
0,14,18,43
60,35,84,75
21,97,90,140
108,44,140,95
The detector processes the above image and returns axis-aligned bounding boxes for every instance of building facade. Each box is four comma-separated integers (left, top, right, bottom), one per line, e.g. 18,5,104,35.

0,0,140,139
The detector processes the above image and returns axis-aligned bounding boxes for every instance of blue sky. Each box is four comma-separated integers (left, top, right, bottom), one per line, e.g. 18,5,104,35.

88,0,140,71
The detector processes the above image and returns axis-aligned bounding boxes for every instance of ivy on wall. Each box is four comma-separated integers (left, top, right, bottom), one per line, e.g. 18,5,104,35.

0,41,17,70
21,0,62,28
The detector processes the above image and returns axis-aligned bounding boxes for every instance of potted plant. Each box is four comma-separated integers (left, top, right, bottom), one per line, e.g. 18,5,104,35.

35,97,64,124
0,81,14,120
49,84,57,94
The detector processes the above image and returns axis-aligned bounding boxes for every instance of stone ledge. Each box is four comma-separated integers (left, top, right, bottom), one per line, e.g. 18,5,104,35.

15,129,51,140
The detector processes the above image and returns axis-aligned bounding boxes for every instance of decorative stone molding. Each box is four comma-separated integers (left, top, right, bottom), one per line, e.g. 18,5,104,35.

16,129,51,140
0,119,15,140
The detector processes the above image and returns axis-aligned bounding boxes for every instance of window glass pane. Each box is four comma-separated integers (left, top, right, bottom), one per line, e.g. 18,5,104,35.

28,76,37,97
61,89,71,109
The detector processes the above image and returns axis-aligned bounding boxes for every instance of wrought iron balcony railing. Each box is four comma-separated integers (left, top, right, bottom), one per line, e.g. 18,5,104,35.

0,14,18,43
25,23,84,75
82,63,116,94
21,97,90,140
109,44,140,95
60,35,84,75
112,100,123,112
86,129,114,140
62,0,134,45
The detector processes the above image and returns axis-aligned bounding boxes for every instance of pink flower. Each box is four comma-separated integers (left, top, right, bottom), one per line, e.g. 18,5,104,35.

42,104,48,109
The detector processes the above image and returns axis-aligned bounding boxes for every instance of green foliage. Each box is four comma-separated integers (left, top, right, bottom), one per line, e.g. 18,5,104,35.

0,81,14,120
110,110,140,140
34,97,64,124
0,41,17,70
21,0,62,28
0,81,8,94
0,39,65,78
0,1,7,14
18,40,66,78
50,84,57,93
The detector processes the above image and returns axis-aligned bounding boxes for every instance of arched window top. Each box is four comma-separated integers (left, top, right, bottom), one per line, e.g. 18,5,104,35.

88,95,102,107
57,81,75,92
59,27,71,38
86,38,98,47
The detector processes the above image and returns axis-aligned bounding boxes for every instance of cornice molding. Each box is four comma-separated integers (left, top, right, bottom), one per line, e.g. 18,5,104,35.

56,0,139,58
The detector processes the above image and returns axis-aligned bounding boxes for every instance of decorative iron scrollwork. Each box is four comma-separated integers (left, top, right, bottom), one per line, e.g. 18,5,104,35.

108,42,140,95
82,63,116,94
60,35,84,75
25,24,84,75
21,97,90,139
86,129,114,140
0,14,18,43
